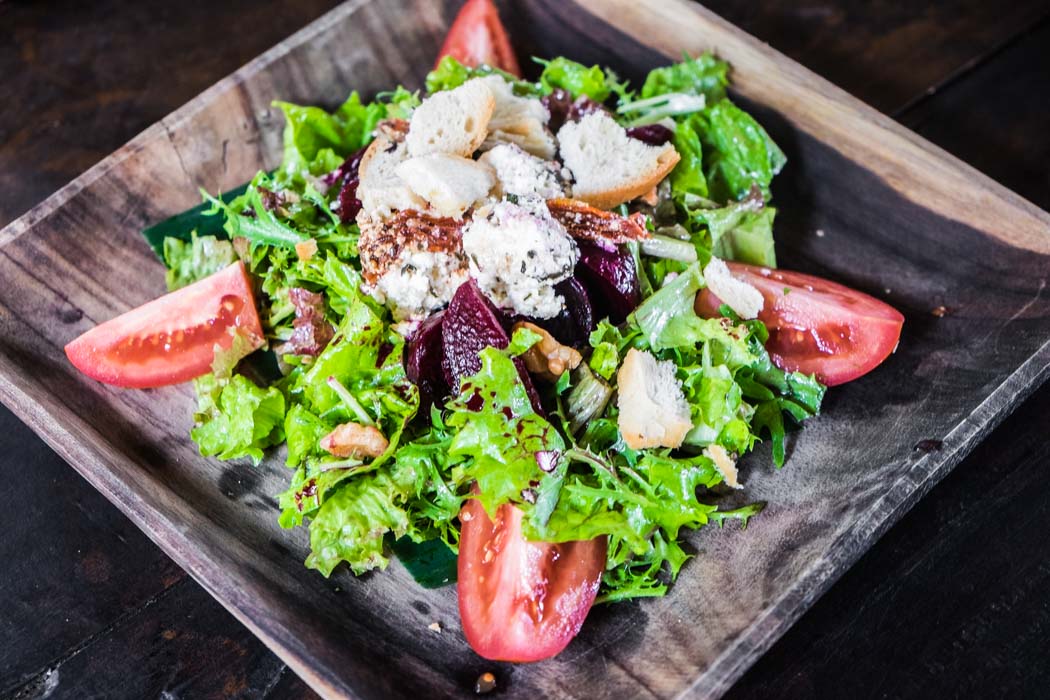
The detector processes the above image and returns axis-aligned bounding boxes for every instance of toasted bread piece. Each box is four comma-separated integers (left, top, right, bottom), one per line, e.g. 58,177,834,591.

616,348,692,449
477,75,557,159
395,153,496,219
406,79,495,157
357,131,426,219
703,257,764,320
557,111,681,210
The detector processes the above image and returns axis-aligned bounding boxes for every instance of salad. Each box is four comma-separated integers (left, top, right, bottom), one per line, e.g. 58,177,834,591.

64,0,904,663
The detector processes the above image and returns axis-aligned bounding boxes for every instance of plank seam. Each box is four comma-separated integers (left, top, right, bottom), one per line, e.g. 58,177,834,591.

0,576,190,699
893,11,1050,119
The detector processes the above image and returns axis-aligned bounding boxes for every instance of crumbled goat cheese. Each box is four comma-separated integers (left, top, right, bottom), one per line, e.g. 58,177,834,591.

479,143,568,200
368,249,469,322
462,198,579,319
703,257,764,320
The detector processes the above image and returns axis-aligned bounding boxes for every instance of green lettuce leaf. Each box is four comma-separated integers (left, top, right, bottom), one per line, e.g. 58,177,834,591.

538,57,615,101
698,98,786,202
274,91,385,178
304,463,415,576
446,342,564,515
191,373,286,464
629,262,707,350
276,297,419,527
297,417,463,576
670,115,708,198
162,232,238,291
426,56,539,96
640,53,729,103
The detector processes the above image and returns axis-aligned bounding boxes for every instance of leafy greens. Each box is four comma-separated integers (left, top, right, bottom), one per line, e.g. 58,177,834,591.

146,51,823,602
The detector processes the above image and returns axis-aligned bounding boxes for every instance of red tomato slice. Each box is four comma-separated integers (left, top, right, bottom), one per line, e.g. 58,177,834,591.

436,0,522,76
695,262,904,386
458,497,606,662
65,261,264,388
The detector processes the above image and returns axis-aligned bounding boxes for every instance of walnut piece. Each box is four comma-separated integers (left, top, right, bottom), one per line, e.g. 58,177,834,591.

320,422,389,459
295,238,318,261
513,321,582,382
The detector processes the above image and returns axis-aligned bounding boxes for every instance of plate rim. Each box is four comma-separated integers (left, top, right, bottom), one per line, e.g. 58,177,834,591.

1,1,1049,698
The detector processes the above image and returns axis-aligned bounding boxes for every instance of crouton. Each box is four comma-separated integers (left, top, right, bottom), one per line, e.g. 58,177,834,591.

406,79,495,157
395,153,496,219
477,75,557,159
616,348,692,449
356,128,426,219
557,111,680,210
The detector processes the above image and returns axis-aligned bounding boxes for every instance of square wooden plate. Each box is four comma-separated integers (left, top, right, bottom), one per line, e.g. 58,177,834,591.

1,0,1048,697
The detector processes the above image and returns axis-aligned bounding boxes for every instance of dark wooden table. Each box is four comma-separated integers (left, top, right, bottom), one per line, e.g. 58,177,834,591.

1,1,1047,698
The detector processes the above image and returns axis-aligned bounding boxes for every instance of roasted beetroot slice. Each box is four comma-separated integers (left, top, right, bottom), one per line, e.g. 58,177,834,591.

576,242,641,323
626,123,674,145
442,281,543,412
322,145,368,188
517,278,595,347
405,311,449,407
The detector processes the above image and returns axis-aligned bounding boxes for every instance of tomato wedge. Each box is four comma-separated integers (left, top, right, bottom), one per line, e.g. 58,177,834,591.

458,497,606,662
436,0,521,76
695,261,904,386
65,261,264,388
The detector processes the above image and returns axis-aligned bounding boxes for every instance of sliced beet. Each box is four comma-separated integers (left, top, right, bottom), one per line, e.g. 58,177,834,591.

322,145,368,189
442,281,543,413
516,278,595,348
575,242,641,323
626,123,674,146
543,89,611,133
323,146,368,224
404,310,448,408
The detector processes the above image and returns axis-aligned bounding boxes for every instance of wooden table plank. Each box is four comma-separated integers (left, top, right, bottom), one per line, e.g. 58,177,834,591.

0,2,1045,698
729,20,1050,698
0,0,344,230
0,411,187,693
704,0,1048,114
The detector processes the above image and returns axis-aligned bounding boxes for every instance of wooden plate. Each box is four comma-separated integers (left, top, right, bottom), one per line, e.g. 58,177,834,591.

1,0,1047,697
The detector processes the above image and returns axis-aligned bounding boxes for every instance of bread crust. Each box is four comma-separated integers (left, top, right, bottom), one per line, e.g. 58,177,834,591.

573,146,680,210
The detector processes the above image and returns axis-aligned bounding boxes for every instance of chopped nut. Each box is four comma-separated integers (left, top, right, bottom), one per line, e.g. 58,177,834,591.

931,305,950,317
320,422,389,458
513,321,582,382
295,238,318,261
475,672,497,695
428,622,442,633
705,444,741,489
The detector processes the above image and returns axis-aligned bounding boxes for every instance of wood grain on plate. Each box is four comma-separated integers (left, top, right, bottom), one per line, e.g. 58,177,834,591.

0,0,1047,698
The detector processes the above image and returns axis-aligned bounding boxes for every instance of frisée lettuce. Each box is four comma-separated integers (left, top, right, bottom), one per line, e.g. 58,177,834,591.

151,51,824,602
